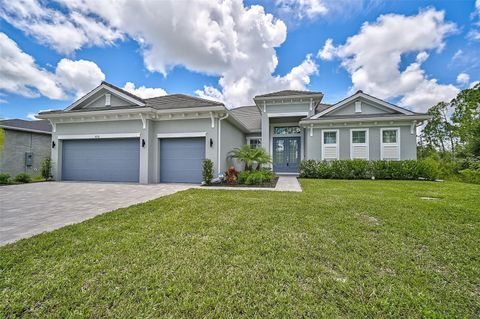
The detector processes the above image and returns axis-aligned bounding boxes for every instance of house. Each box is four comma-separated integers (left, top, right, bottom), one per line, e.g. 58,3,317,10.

0,119,52,177
37,81,430,184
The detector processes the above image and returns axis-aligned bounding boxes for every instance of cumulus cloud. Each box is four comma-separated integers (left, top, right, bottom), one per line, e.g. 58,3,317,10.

317,9,460,111
27,109,53,120
123,82,167,98
275,0,328,21
456,73,470,85
317,38,336,60
0,0,123,54
1,0,316,107
0,32,104,101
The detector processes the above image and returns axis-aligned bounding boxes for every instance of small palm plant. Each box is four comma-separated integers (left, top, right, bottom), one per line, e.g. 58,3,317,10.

229,145,271,171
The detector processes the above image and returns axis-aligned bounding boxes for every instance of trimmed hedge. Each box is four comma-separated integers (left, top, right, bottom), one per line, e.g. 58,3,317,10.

459,169,480,184
238,169,274,185
300,159,440,181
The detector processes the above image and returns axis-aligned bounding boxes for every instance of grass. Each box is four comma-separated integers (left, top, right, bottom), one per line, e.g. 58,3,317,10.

1,180,479,318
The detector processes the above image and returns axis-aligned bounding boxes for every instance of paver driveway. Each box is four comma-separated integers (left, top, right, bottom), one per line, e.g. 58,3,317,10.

0,182,193,245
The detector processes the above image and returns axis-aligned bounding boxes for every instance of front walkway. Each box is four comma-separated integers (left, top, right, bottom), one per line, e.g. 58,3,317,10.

0,182,193,245
275,176,302,192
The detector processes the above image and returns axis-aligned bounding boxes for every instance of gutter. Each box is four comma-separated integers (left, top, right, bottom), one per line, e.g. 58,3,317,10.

217,113,229,175
0,125,52,135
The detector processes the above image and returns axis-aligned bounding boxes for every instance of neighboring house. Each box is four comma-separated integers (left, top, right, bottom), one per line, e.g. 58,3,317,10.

38,81,430,184
0,119,52,177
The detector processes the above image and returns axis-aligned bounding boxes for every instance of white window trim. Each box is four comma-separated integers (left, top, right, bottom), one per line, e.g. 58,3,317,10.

350,128,369,160
156,132,206,138
321,129,339,160
246,136,261,147
57,133,140,140
380,127,400,160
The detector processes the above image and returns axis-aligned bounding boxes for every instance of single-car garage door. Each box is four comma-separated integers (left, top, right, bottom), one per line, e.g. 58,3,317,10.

62,138,140,182
160,137,205,183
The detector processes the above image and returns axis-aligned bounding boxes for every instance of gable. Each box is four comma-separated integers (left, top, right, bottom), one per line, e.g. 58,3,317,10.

66,82,145,111
83,90,134,109
324,99,397,117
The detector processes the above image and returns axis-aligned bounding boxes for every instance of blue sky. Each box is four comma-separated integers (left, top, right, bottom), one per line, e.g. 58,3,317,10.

0,0,478,120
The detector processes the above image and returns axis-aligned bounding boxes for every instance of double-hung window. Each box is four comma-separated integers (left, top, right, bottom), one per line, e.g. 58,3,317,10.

350,129,368,159
381,128,400,160
322,130,339,160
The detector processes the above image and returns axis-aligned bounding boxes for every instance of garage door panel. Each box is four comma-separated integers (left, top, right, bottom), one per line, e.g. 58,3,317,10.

160,137,205,183
62,138,139,182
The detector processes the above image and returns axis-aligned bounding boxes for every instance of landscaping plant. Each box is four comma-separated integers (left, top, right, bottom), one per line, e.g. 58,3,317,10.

228,145,271,171
224,166,238,185
0,172,10,185
41,157,53,181
14,173,31,183
202,159,214,185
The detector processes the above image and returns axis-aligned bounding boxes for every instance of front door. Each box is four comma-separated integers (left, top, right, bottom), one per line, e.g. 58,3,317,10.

273,137,301,173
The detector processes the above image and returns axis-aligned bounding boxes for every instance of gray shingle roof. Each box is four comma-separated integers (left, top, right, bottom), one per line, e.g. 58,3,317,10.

315,103,332,113
145,94,224,110
229,105,261,131
255,90,323,98
0,119,52,133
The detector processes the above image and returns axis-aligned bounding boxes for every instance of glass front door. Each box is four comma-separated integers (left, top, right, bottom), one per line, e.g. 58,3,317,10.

273,137,301,172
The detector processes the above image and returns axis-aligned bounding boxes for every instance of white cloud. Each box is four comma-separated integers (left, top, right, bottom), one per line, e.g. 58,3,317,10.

317,9,460,111
56,59,105,98
470,80,479,88
452,49,463,60
0,32,105,101
123,82,167,98
0,0,123,54
456,73,470,85
1,1,318,107
317,38,336,60
275,0,328,20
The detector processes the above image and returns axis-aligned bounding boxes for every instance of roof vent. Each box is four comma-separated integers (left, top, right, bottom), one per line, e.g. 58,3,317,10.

105,93,111,106
355,101,362,113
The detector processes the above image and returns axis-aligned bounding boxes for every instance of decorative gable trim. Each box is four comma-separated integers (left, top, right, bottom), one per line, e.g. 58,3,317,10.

65,83,145,111
310,91,414,119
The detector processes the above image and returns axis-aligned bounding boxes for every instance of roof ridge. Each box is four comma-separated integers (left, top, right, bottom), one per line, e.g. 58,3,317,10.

100,81,146,103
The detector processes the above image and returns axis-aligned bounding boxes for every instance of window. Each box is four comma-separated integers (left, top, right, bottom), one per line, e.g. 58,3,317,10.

382,129,397,143
322,130,339,160
249,138,261,149
351,129,368,160
352,130,366,143
323,131,337,144
274,126,301,135
381,128,400,160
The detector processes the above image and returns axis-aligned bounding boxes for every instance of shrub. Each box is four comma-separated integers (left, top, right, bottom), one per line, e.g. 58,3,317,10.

0,173,10,184
224,166,238,185
41,157,52,180
202,159,214,185
228,145,272,171
238,169,274,185
300,159,439,181
14,173,31,183
459,169,480,184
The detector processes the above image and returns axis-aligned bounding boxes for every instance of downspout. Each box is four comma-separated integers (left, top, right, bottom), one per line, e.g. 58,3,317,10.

217,113,229,175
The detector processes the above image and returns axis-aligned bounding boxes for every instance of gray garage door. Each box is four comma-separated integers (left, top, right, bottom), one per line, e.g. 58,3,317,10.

62,138,140,182
160,137,205,183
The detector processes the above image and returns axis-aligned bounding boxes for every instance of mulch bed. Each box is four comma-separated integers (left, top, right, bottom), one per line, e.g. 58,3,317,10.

204,177,278,188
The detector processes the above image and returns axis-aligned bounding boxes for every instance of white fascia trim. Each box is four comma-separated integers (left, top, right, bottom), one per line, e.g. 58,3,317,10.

58,133,140,140
267,112,308,118
311,92,414,119
254,94,323,102
350,128,369,160
300,114,430,125
157,132,206,138
66,84,145,111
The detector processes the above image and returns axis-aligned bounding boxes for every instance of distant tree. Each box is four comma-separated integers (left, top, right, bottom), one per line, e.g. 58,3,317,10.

422,101,456,156
451,83,480,157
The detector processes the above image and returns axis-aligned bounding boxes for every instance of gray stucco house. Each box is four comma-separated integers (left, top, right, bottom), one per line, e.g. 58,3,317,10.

0,119,52,177
37,81,430,184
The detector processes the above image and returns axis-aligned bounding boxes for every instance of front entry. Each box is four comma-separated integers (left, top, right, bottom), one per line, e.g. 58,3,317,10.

273,137,301,173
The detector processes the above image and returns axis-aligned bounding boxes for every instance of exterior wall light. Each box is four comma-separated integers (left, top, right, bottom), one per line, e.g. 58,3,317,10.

210,138,214,147
52,141,56,148
142,139,146,147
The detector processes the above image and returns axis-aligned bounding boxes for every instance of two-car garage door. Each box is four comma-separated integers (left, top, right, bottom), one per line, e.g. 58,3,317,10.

61,137,205,183
62,138,140,182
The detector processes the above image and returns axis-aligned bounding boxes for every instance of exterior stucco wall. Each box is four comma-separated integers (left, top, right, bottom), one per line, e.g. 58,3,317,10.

220,120,245,173
0,129,51,177
305,124,417,161
84,92,134,108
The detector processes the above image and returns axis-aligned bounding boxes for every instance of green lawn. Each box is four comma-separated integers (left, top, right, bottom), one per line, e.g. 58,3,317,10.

1,180,479,318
